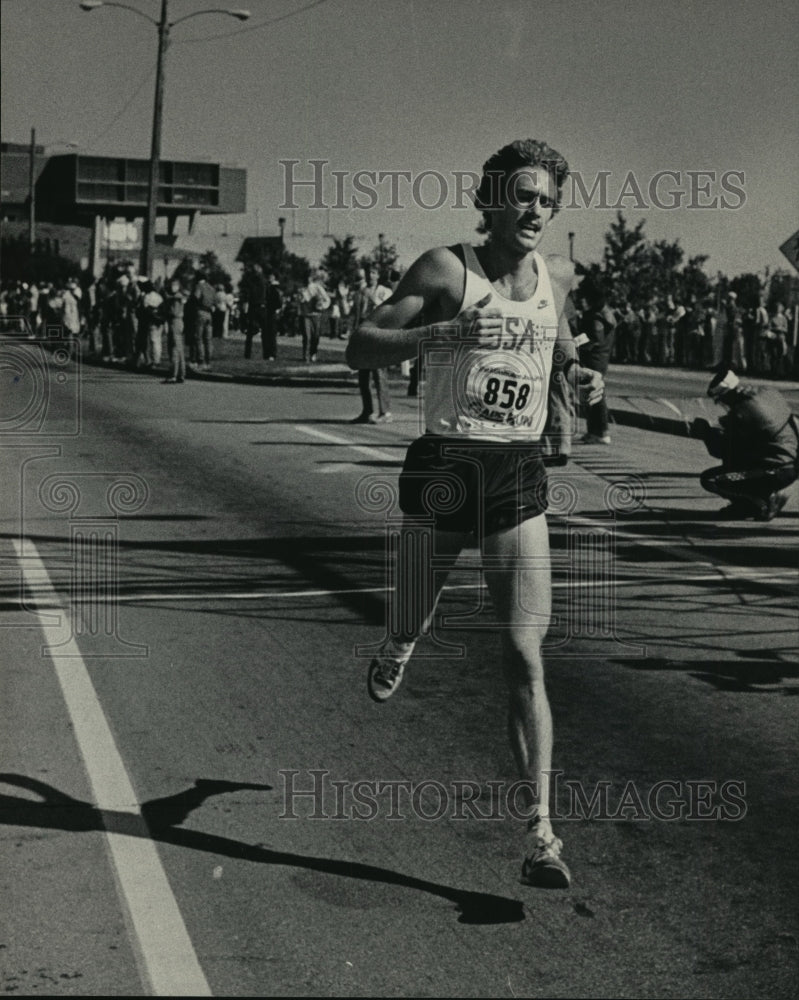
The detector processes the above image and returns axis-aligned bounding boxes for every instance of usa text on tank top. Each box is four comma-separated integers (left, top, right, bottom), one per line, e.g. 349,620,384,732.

423,243,560,441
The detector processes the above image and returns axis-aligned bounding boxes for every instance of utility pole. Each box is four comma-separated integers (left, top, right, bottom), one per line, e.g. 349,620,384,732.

568,231,575,261
141,0,169,276
80,1,249,276
29,127,36,250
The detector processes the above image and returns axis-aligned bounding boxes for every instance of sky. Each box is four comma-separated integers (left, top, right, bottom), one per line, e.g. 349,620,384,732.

2,0,798,278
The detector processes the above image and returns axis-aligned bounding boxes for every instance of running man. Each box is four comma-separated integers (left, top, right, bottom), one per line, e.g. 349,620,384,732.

346,139,603,889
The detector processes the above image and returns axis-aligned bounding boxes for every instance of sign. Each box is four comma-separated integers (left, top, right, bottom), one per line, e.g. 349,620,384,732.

101,219,142,252
778,229,799,272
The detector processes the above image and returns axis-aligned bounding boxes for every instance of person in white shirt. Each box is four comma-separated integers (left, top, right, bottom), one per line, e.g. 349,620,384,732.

300,269,331,362
349,269,393,423
140,280,165,367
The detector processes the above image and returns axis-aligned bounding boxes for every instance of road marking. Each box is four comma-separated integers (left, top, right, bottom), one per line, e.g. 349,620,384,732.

12,538,211,998
11,569,795,606
295,424,399,462
294,424,794,592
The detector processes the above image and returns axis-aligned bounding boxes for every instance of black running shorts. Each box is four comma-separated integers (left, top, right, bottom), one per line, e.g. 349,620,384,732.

398,435,548,536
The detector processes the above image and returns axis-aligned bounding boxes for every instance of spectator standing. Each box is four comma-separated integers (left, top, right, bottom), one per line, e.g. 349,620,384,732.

140,279,165,367
163,278,188,384
577,275,616,444
770,302,790,377
615,301,640,363
193,270,216,370
350,268,393,422
242,262,266,360
663,295,684,365
753,295,772,374
332,279,351,339
703,305,717,364
125,275,142,364
212,284,229,340
299,269,331,363
62,279,82,353
723,291,746,372
686,297,707,368
643,300,658,363
262,272,283,360
652,300,668,364
26,282,40,336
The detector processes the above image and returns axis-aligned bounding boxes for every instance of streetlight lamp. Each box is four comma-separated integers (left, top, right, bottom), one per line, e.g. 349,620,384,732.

79,0,250,276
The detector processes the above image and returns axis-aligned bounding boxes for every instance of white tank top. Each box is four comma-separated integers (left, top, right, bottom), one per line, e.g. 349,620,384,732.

423,244,559,441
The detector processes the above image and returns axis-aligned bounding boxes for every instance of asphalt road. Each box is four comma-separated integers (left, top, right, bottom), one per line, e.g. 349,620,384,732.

1,352,798,998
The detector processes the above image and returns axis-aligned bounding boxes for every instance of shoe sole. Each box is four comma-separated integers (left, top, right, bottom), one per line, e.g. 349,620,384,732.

367,658,403,703
520,859,571,889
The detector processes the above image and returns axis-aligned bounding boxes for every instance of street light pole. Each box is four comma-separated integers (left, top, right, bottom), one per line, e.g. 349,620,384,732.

141,0,169,277
79,1,250,277
29,127,37,250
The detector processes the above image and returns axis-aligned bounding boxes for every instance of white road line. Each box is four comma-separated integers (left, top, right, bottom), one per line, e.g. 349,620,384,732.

295,424,399,462
11,570,795,606
294,423,794,589
12,539,211,998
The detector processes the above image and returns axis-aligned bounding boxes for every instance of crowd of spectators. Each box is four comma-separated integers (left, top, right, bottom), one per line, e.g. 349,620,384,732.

2,264,796,386
0,263,236,374
601,291,796,379
235,261,402,363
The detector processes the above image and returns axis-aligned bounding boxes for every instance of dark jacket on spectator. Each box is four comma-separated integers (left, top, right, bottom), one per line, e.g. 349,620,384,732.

706,385,798,469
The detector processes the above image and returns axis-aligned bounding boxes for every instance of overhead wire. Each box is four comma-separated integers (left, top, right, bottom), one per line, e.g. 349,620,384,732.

74,0,331,150
172,0,331,44
81,65,156,150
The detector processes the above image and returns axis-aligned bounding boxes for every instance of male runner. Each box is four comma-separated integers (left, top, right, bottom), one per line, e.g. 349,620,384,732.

346,139,603,889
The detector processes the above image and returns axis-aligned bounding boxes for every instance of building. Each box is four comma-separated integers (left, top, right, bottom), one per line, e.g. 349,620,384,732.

1,141,246,278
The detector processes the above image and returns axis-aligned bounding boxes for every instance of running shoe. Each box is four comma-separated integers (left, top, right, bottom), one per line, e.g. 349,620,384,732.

756,489,791,521
367,638,415,702
581,433,611,445
520,820,571,889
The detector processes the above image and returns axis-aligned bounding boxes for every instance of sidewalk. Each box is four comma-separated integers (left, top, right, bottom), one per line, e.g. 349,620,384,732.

84,331,798,438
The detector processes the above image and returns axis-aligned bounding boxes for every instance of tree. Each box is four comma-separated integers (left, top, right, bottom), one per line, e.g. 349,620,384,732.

321,235,360,288
729,273,763,312
766,269,799,312
237,243,310,295
590,212,713,308
269,249,310,293
0,234,80,286
170,251,232,290
197,250,232,289
679,254,711,305
362,235,399,284
171,255,197,288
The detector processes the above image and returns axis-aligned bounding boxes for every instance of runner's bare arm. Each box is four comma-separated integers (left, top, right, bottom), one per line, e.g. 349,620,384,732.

345,247,503,369
345,248,454,369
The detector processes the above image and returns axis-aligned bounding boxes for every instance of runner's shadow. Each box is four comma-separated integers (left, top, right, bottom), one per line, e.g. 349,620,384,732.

614,656,799,693
0,775,525,925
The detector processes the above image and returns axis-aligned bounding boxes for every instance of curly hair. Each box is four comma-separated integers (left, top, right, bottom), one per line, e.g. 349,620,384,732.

475,139,570,231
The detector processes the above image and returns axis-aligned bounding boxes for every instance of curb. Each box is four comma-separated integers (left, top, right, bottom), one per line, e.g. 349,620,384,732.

78,355,795,440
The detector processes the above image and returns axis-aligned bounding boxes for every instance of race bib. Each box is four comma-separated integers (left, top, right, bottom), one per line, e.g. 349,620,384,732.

455,347,549,432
